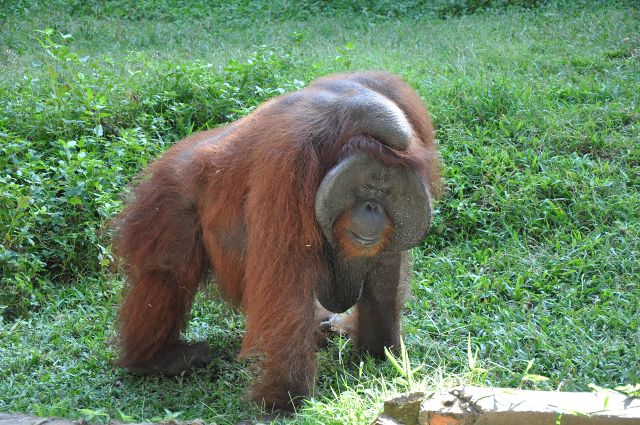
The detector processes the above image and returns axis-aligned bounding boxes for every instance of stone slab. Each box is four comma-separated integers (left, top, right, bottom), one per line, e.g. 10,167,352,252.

0,415,207,425
0,414,78,425
419,387,640,425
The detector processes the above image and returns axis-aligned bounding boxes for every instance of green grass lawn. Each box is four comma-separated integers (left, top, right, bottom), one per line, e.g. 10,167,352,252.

1,1,639,424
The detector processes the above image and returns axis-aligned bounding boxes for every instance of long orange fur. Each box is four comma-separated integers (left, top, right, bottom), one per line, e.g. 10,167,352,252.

112,71,441,409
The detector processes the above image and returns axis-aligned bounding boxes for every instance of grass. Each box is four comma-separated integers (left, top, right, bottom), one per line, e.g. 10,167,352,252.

1,0,639,424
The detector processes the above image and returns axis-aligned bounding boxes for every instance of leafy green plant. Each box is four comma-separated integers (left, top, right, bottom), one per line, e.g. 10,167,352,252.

385,338,423,391
615,384,640,398
0,32,300,320
521,359,550,387
335,42,355,69
466,334,488,383
78,408,110,424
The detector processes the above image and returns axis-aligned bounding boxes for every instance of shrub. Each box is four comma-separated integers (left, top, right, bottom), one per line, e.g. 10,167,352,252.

0,31,300,320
